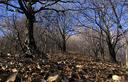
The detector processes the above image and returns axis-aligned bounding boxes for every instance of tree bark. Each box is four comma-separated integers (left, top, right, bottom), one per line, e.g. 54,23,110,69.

24,17,37,55
107,41,117,63
62,39,66,53
62,35,66,53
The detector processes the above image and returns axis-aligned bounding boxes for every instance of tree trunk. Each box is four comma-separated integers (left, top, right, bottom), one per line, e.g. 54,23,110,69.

62,39,66,53
62,36,67,53
43,33,47,53
125,44,128,68
100,30,105,60
108,42,117,63
24,18,37,56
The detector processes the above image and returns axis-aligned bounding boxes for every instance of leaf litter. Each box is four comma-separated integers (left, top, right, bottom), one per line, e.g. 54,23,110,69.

0,53,127,82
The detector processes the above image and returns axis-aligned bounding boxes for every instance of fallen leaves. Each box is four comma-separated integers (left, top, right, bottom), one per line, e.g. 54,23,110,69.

47,74,58,82
0,53,126,82
112,75,122,81
6,72,18,82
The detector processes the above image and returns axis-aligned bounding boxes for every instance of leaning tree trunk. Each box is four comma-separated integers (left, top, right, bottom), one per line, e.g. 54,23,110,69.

24,17,37,56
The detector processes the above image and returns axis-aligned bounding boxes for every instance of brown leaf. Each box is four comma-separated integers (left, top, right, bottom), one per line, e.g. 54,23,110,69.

47,74,58,82
6,72,18,82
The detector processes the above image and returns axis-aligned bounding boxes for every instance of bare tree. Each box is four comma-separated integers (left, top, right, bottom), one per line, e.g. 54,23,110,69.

40,11,76,53
0,0,80,56
78,0,128,63
55,12,75,52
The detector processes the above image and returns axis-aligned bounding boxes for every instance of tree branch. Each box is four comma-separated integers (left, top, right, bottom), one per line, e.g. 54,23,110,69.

0,1,20,9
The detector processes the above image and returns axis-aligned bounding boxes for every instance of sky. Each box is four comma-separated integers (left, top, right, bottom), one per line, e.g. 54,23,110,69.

0,0,128,37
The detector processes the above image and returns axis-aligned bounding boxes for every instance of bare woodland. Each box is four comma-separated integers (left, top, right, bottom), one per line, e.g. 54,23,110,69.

0,0,127,82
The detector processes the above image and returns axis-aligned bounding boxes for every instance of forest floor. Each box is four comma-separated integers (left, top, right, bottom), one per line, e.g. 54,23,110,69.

0,53,127,82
